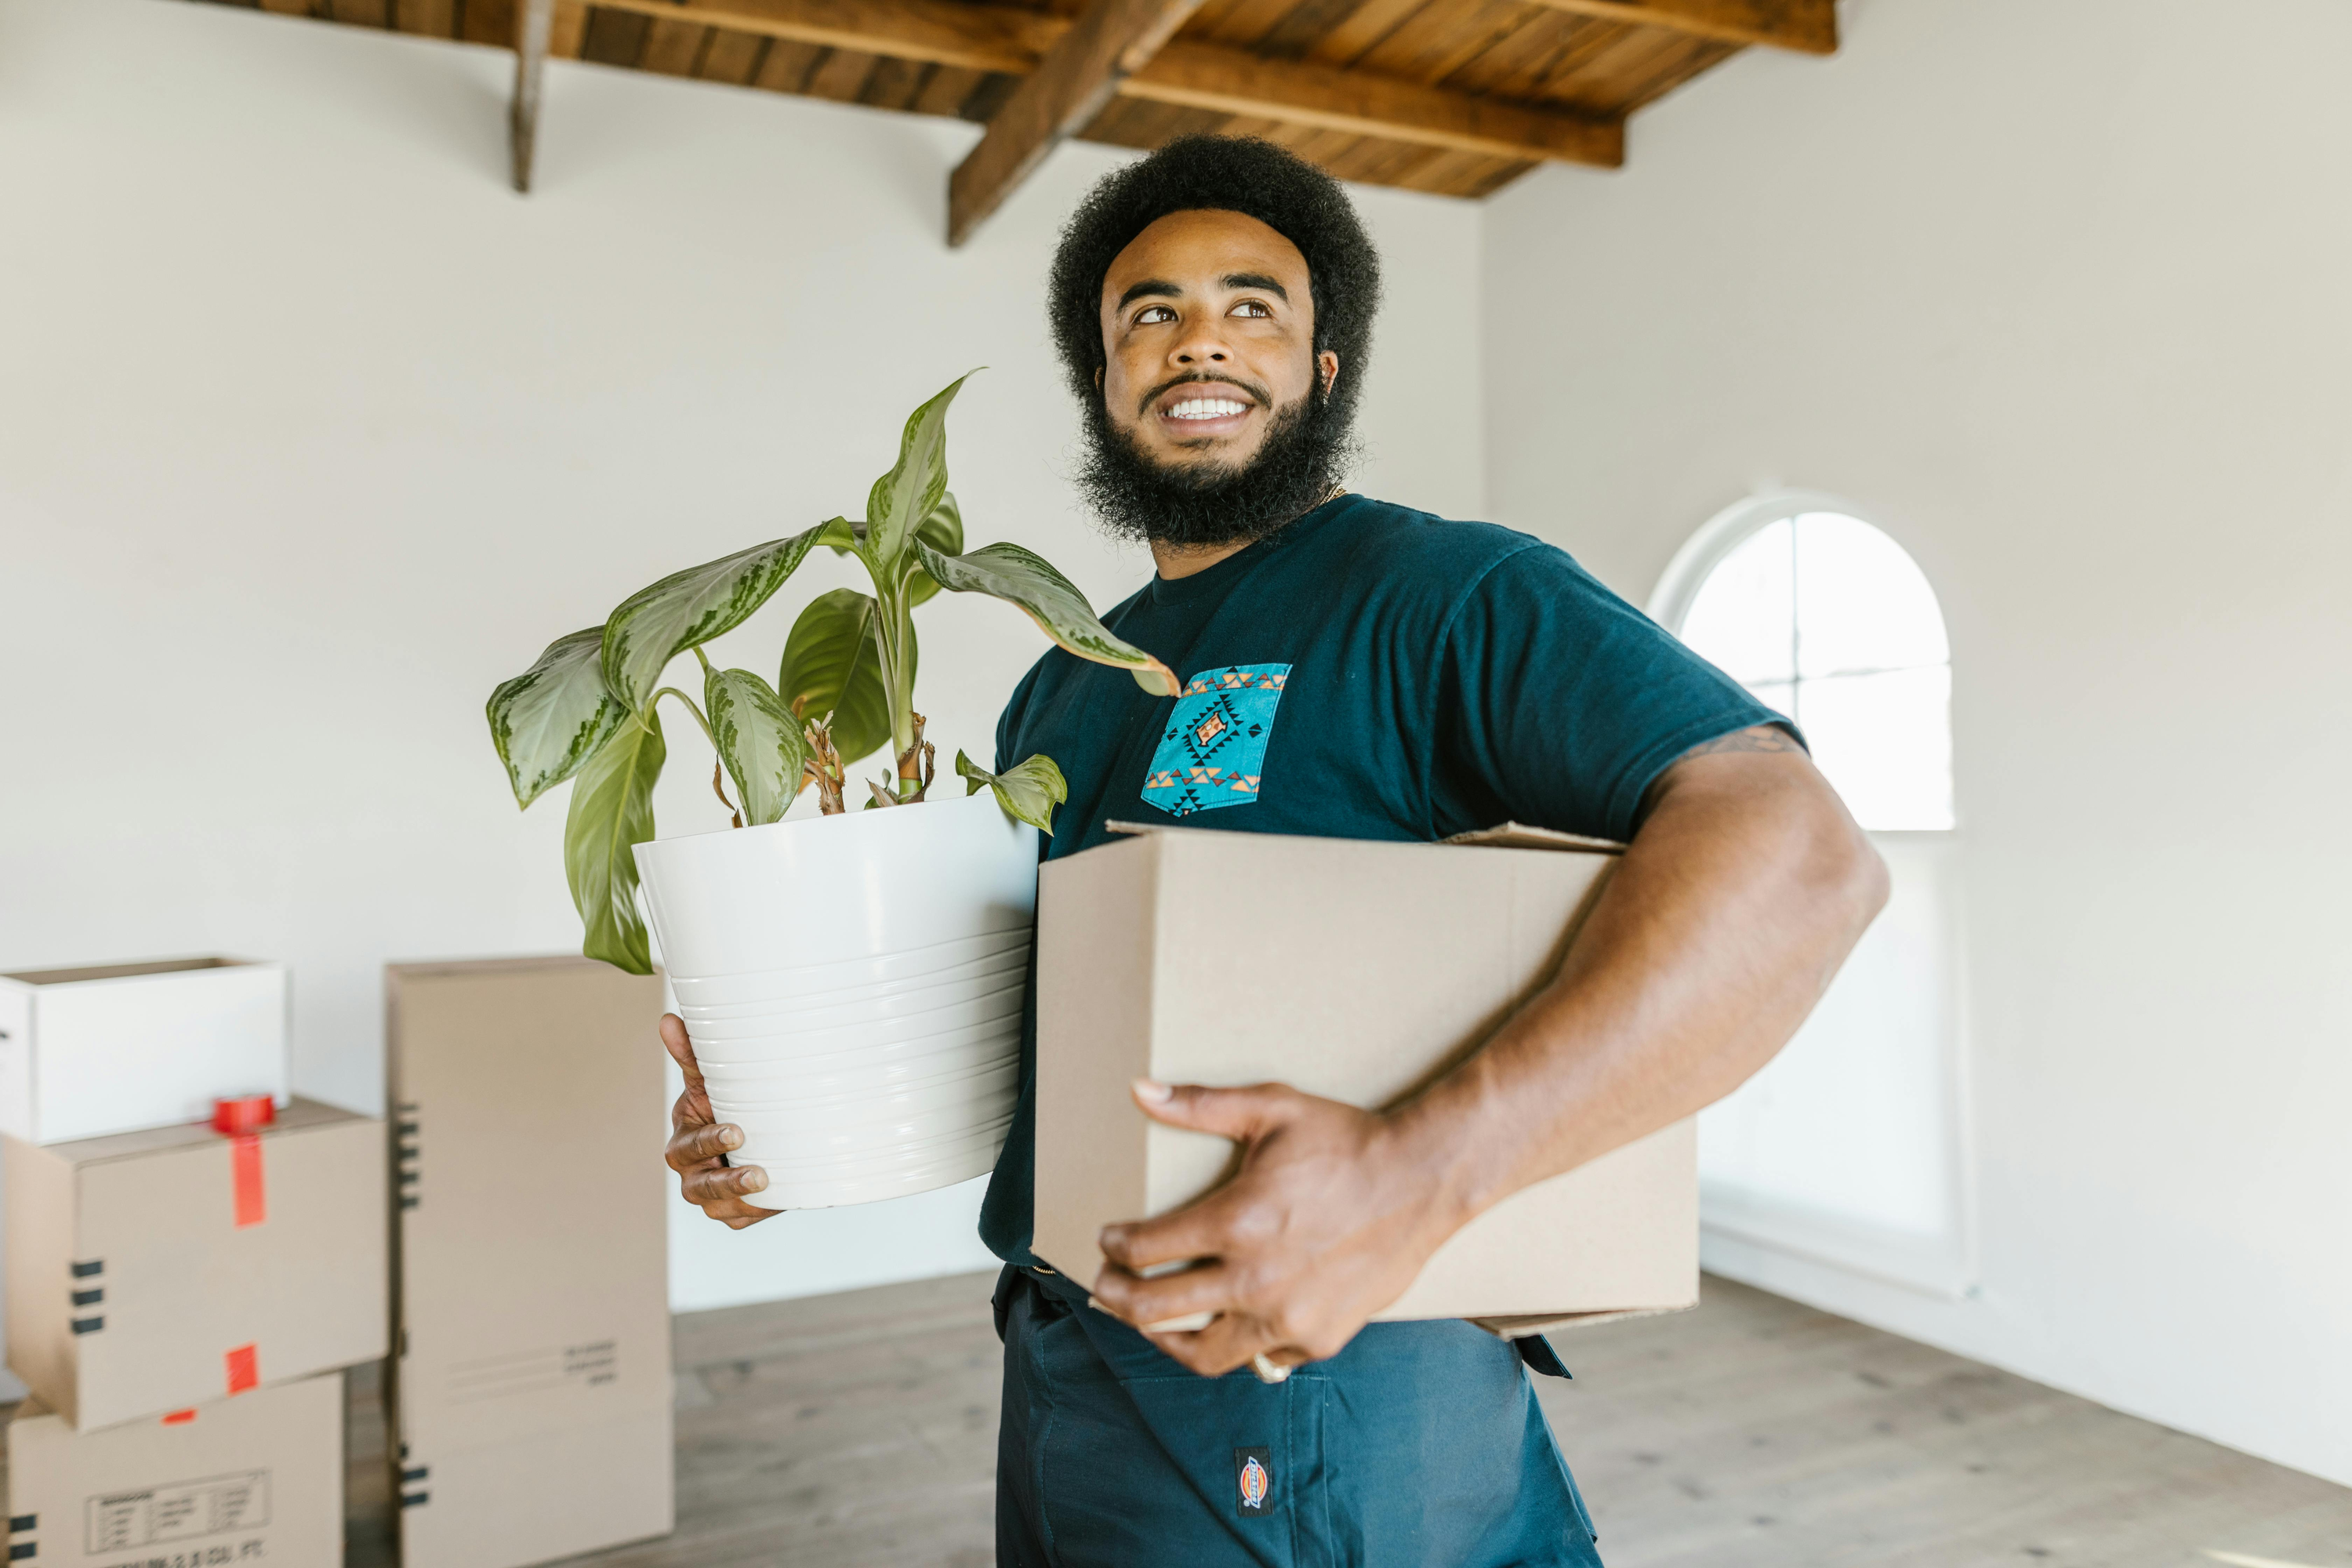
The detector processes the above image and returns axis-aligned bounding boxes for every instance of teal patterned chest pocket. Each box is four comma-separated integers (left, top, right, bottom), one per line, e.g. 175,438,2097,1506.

1141,664,1290,816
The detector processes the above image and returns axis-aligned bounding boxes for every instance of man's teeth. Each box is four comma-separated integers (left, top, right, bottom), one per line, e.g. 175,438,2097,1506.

1166,397,1250,420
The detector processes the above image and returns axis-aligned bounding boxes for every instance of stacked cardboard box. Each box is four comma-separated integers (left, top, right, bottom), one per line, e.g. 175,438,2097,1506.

6,1377,343,1567
386,957,674,1568
1,956,386,1566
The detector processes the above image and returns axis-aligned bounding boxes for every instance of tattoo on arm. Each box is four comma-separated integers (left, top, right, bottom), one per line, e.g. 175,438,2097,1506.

1637,724,1806,822
1674,724,1805,760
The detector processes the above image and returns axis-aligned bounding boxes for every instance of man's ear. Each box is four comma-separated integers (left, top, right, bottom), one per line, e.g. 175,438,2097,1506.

1094,365,1104,391
1317,350,1341,397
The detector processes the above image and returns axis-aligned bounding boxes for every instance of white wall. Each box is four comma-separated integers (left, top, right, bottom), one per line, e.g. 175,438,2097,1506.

0,0,1484,1312
1483,0,2352,1486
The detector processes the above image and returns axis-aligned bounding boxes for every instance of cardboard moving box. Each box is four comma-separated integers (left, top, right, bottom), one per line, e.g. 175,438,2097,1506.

0,959,289,1145
387,957,673,1568
5,1098,387,1430
1035,824,1697,1335
5,1372,342,1568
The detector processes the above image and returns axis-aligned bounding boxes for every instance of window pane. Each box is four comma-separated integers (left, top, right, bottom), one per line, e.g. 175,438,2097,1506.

1680,518,1794,684
1700,836,1960,1240
1793,513,1950,677
1799,666,1955,830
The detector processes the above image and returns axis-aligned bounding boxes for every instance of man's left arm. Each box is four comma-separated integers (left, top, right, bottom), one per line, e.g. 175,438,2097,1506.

1087,726,1889,1376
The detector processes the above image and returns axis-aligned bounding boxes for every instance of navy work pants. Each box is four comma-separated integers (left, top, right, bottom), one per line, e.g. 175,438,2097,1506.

993,1266,1606,1567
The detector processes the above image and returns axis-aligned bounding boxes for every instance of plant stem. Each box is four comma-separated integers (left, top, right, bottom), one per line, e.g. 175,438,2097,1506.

652,686,718,750
880,583,921,800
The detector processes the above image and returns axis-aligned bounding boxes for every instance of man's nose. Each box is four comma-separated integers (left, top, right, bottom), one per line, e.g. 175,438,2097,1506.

1171,325,1232,365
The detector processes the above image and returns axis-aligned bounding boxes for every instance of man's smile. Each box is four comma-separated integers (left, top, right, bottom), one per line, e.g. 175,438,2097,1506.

1147,376,1267,441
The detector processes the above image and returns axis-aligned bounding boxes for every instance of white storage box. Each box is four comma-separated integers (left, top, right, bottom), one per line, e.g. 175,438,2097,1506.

0,958,288,1145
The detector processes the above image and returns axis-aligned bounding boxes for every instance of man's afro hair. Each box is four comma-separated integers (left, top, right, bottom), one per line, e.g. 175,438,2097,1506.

1047,136,1382,425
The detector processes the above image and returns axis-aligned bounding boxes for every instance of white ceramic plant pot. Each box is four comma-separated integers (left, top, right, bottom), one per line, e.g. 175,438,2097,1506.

635,788,1038,1210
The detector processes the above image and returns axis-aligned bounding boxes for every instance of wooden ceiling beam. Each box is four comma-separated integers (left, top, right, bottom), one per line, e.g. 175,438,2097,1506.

949,0,1207,245
1517,0,1835,54
590,0,1056,75
1130,44,1621,167
587,0,1624,188
511,0,557,191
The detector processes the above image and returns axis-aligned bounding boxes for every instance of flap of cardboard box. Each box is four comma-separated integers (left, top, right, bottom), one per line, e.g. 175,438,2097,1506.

1105,820,1625,855
1471,1302,1693,1340
46,1095,359,1166
0,955,274,989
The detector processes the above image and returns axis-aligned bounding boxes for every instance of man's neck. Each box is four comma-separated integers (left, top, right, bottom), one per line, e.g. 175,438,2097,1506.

1147,488,1347,580
1149,538,1255,581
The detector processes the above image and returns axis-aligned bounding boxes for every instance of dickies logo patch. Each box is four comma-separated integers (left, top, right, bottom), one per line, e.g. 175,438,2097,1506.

1235,1447,1272,1516
1142,664,1290,817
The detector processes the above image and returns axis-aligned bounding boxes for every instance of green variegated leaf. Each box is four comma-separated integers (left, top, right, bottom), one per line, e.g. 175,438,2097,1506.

775,589,904,768
864,374,971,575
599,518,847,714
705,666,809,826
956,750,1067,837
487,627,628,809
906,491,964,607
916,541,1179,696
564,714,665,975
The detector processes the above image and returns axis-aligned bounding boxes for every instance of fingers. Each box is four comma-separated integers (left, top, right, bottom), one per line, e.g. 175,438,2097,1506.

1131,1080,1296,1141
1099,1179,1269,1276
662,1017,714,1127
681,1160,768,1209
659,1013,702,1078
665,1119,742,1174
1089,1258,1233,1330
657,1014,775,1227
1142,1312,1293,1380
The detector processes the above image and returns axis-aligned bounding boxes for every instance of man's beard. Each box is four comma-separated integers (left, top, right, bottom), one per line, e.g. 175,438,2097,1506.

1075,377,1357,550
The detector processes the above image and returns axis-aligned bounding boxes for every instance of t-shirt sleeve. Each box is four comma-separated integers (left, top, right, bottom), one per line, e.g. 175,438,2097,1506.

1436,543,1793,843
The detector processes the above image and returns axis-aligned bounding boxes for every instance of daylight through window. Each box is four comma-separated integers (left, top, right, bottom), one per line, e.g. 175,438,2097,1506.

1675,510,1954,831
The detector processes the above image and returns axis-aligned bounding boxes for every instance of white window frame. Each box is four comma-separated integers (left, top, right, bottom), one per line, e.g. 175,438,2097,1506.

1651,491,1978,1299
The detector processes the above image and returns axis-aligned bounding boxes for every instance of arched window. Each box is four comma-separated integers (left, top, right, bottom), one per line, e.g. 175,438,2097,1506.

1655,500,1954,831
1652,494,1969,1296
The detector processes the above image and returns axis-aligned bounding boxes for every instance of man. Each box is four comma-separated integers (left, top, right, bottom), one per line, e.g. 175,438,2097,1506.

662,136,1886,1565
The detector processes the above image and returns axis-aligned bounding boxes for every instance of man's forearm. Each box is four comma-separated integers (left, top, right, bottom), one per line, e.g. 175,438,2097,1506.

1392,746,1889,1229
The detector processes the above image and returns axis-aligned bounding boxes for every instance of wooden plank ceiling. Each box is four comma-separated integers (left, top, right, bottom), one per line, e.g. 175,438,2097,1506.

206,0,1831,230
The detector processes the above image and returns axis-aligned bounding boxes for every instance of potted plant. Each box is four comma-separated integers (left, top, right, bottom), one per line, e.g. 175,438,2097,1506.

485,373,1177,1207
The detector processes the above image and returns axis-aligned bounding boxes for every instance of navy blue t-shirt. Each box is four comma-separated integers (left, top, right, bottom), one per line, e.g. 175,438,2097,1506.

978,493,1781,1265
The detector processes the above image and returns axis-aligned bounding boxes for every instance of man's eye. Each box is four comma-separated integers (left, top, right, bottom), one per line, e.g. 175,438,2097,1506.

1135,305,1176,325
1230,299,1272,318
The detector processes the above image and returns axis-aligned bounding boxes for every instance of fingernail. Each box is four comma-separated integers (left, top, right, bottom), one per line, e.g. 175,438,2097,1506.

739,1167,768,1192
1086,1295,1109,1314
1132,1079,1172,1103
717,1124,742,1149
1098,1225,1126,1250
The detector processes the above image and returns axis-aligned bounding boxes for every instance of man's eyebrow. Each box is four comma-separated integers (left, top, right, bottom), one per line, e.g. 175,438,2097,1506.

1116,278,1181,310
1223,272,1289,300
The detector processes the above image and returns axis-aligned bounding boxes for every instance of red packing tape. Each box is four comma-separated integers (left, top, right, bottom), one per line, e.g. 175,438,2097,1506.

211,1094,275,1135
162,1410,197,1425
225,1344,258,1396
230,1134,266,1229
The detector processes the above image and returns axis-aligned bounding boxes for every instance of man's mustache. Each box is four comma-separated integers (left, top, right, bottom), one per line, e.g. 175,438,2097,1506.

1136,372,1273,419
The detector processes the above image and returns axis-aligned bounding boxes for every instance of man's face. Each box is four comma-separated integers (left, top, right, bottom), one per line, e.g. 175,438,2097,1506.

1098,209,1341,477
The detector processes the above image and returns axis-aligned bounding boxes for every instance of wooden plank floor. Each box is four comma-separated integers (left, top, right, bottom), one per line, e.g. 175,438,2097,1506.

332,1272,2352,1566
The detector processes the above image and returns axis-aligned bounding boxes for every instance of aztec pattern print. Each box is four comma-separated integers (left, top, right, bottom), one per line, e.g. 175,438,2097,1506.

1141,663,1291,816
